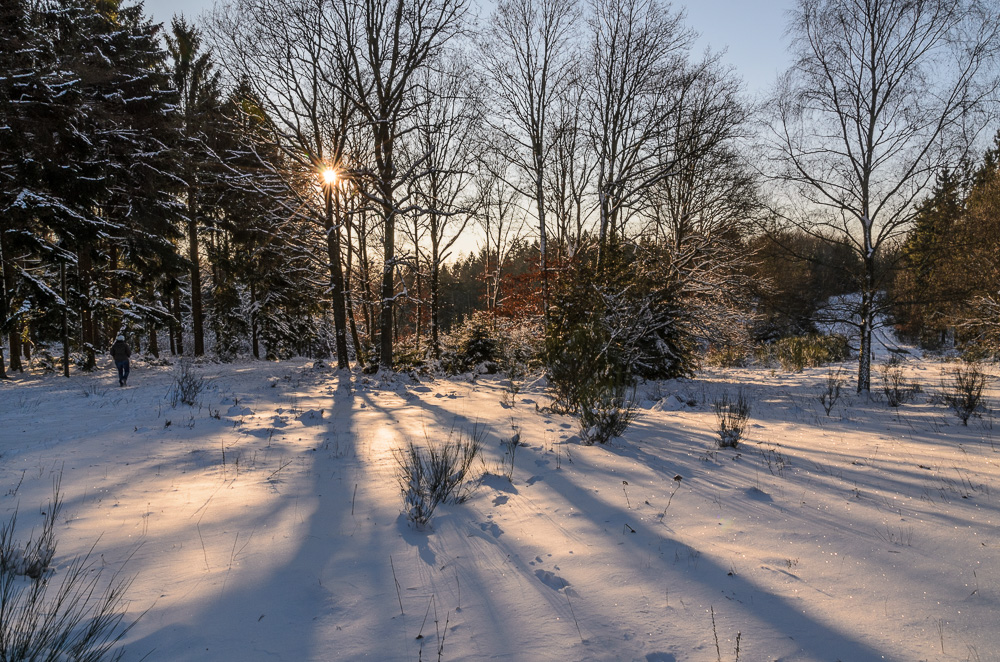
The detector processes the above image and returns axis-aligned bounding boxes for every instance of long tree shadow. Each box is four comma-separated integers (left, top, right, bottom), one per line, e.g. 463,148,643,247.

121,370,415,661
372,381,903,660
489,438,908,660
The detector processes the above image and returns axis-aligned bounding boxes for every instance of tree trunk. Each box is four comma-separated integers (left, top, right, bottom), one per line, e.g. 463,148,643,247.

173,288,184,355
431,257,441,359
856,223,875,393
326,188,350,369
249,280,260,360
188,188,205,356
857,319,872,393
61,261,70,377
344,213,364,368
857,289,874,393
3,250,22,373
535,153,549,323
377,128,396,370
414,239,423,356
77,246,95,371
0,233,7,380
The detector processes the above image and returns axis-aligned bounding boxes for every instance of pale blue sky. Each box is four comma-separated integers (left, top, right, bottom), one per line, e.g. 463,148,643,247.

142,0,795,96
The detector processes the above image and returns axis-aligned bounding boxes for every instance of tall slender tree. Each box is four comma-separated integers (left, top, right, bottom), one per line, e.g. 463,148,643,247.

168,16,223,357
481,0,580,321
585,0,695,265
405,53,482,357
333,0,470,368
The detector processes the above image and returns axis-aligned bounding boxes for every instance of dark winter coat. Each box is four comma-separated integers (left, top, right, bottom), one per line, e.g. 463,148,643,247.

110,340,131,362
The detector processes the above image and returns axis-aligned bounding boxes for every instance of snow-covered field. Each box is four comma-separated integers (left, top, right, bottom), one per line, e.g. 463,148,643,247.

1,356,998,661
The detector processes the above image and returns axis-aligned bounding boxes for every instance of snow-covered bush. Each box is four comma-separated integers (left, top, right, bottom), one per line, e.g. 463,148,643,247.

0,484,139,661
395,427,484,527
545,246,697,409
440,312,501,374
579,382,639,445
496,318,541,406
943,361,990,425
714,390,752,448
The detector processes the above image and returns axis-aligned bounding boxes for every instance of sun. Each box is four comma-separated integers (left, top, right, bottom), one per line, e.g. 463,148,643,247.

321,168,337,185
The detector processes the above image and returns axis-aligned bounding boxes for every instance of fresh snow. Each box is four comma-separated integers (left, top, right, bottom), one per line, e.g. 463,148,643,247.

1,356,998,661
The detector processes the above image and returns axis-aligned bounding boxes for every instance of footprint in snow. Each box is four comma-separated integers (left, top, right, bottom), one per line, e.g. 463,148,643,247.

478,522,503,538
534,569,569,591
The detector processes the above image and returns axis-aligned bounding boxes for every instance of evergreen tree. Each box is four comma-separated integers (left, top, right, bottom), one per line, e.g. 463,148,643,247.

894,167,969,347
167,16,224,357
1,0,182,372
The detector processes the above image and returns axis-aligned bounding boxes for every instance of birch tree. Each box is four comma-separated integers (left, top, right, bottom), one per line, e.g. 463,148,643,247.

769,0,1000,392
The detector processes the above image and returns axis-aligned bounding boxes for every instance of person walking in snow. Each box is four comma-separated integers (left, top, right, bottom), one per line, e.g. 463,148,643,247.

110,334,131,387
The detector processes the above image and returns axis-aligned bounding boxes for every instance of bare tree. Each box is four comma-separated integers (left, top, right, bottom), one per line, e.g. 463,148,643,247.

332,0,469,368
209,0,354,367
647,53,758,250
768,0,1000,392
474,139,527,314
584,0,696,265
481,0,581,320
545,77,595,260
405,52,482,357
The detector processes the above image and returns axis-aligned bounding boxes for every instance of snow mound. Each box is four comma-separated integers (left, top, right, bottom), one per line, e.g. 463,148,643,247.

296,409,324,424
227,405,252,417
651,395,685,411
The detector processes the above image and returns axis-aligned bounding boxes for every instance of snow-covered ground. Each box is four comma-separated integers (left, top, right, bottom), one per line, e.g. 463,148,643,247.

1,355,998,661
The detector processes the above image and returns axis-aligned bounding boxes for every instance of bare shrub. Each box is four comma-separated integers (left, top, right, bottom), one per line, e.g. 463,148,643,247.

944,361,991,426
879,359,919,407
499,431,521,482
0,480,141,661
500,368,524,408
819,368,844,415
714,390,752,448
395,426,484,527
168,361,206,407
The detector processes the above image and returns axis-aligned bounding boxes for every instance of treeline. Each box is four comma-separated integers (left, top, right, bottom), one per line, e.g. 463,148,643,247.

2,0,1000,392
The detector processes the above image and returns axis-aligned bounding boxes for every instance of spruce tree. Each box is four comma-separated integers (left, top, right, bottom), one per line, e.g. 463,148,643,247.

167,16,224,357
